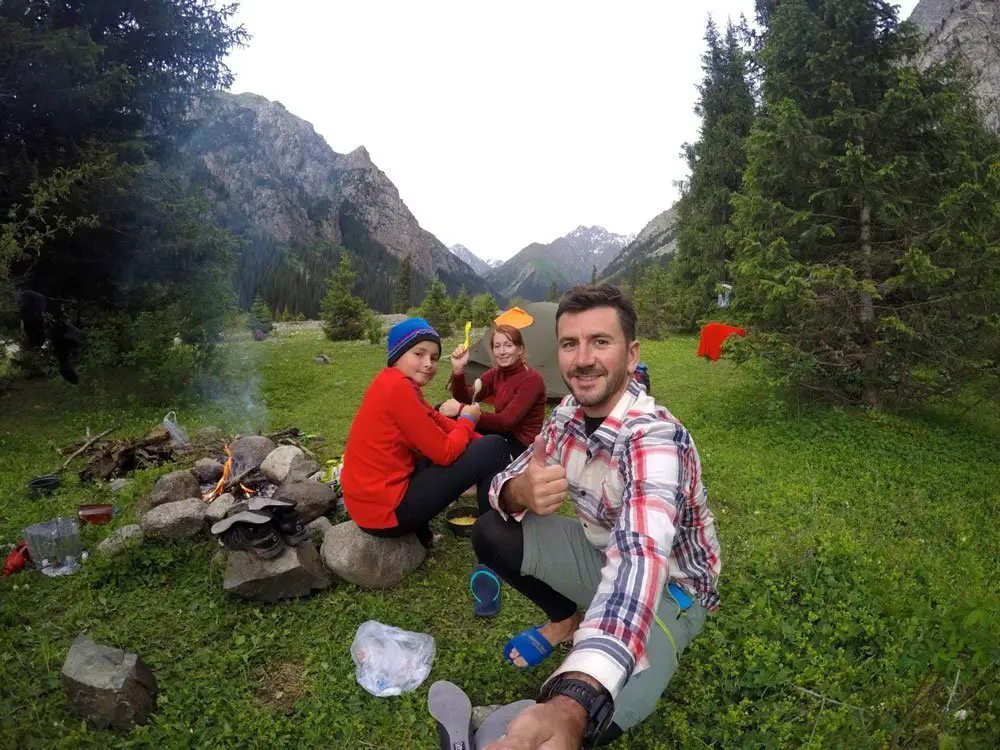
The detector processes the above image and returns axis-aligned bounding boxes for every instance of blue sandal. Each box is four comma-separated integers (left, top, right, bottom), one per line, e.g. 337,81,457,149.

470,563,502,617
503,626,554,668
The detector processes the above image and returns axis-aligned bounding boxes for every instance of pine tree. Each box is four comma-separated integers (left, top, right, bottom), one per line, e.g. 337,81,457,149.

470,293,500,327
547,281,560,302
451,286,472,327
730,0,1000,407
320,254,375,341
391,257,412,313
634,267,671,340
419,277,454,336
590,266,598,285
669,18,755,331
248,295,273,335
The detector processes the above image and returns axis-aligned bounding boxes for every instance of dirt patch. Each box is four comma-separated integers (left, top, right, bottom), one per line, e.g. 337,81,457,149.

253,659,307,715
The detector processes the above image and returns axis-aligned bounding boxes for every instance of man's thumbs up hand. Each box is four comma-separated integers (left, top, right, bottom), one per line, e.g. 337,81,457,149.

522,434,568,515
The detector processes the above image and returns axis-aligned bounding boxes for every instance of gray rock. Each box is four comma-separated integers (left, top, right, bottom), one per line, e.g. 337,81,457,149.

148,470,200,509
228,435,276,473
106,478,130,495
472,705,503,730
273,479,338,522
260,445,304,483
307,516,333,544
315,355,330,364
204,493,238,524
96,525,142,557
192,458,224,483
140,499,207,538
320,521,426,589
288,458,322,483
61,633,157,729
223,543,330,602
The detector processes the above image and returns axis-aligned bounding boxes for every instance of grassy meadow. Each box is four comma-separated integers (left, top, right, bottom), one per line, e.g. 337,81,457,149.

0,325,997,749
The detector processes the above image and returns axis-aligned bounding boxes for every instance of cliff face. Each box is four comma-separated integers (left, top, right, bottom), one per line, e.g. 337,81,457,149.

182,92,490,312
910,0,1000,130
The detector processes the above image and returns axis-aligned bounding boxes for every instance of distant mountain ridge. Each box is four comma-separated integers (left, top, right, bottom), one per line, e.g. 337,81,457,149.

602,206,678,283
448,244,497,278
487,225,630,301
180,91,491,314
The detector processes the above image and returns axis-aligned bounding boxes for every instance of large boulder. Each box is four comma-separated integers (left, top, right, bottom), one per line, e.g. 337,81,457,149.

96,525,142,557
320,521,426,589
273,479,338,522
223,543,331,602
140,499,206,538
260,445,304,483
192,458,224,483
61,633,157,729
148,470,200,509
227,436,275,473
288,458,322,483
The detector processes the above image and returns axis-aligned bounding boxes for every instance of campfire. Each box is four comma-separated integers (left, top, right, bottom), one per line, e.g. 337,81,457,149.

202,443,279,503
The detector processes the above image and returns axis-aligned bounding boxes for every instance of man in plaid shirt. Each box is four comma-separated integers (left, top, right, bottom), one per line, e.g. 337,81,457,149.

474,284,721,749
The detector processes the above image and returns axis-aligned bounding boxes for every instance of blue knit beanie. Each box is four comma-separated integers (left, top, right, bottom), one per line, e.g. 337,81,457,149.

387,317,441,366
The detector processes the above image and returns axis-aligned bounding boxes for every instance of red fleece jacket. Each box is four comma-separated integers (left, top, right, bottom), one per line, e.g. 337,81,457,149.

448,361,546,448
341,367,477,529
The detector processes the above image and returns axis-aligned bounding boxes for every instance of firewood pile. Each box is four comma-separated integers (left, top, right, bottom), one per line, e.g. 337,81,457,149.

53,424,308,483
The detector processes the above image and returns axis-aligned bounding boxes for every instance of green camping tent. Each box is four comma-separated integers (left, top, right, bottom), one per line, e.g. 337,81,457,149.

463,301,569,401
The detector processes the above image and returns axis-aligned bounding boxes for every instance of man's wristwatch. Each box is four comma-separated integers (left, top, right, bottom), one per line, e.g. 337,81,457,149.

539,676,615,743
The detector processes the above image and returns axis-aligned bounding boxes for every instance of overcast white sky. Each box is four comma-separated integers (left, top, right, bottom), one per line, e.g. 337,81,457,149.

228,0,920,261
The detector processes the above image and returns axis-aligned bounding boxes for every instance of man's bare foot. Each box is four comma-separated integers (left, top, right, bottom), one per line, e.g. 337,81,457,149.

509,612,581,668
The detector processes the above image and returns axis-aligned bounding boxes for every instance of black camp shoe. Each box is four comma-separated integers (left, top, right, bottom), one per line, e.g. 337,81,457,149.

211,511,285,559
248,497,310,546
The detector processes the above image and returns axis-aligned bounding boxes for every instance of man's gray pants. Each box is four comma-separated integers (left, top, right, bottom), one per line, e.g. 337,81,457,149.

521,513,708,731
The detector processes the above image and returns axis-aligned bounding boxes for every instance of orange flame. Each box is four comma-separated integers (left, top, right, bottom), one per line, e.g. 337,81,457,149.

203,444,233,502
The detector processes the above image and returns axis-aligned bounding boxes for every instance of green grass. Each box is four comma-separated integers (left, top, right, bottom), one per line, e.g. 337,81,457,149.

1,328,998,749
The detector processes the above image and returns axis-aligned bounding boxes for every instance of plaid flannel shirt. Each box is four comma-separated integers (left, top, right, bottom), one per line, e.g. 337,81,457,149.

489,379,721,700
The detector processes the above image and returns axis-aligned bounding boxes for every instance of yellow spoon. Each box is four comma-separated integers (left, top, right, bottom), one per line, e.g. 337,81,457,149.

463,320,472,351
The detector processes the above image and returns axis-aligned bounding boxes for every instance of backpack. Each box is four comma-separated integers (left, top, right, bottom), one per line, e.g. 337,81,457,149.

634,363,651,395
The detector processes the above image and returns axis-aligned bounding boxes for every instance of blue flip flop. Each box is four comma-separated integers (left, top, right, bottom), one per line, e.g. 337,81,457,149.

470,563,501,617
503,626,554,668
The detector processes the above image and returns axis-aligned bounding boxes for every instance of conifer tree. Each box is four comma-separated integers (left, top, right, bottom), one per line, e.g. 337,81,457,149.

419,277,454,336
669,18,755,331
634,267,672,340
730,0,1000,407
391,257,413,313
547,280,560,302
470,293,500,327
320,254,374,341
451,286,472,328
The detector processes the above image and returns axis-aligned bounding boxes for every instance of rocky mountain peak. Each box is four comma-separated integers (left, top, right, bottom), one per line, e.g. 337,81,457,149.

910,0,1000,130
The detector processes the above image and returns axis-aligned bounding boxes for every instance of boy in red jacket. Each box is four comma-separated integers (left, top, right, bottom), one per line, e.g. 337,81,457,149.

341,318,509,548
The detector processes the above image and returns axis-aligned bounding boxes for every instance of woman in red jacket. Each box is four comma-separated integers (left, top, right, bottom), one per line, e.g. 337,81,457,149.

341,318,509,549
440,324,546,463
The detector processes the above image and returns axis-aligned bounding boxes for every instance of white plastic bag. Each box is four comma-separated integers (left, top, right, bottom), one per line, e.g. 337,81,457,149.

162,411,190,448
350,620,435,697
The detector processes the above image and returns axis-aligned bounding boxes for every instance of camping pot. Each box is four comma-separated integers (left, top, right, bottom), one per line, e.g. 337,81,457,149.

27,474,61,497
77,504,114,526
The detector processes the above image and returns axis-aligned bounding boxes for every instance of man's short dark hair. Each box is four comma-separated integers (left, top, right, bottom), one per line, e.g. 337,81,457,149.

556,283,637,342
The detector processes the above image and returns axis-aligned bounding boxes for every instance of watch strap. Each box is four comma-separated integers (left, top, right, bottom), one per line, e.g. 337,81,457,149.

540,677,614,742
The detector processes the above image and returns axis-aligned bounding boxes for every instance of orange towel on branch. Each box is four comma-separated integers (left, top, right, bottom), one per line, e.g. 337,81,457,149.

697,322,746,361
